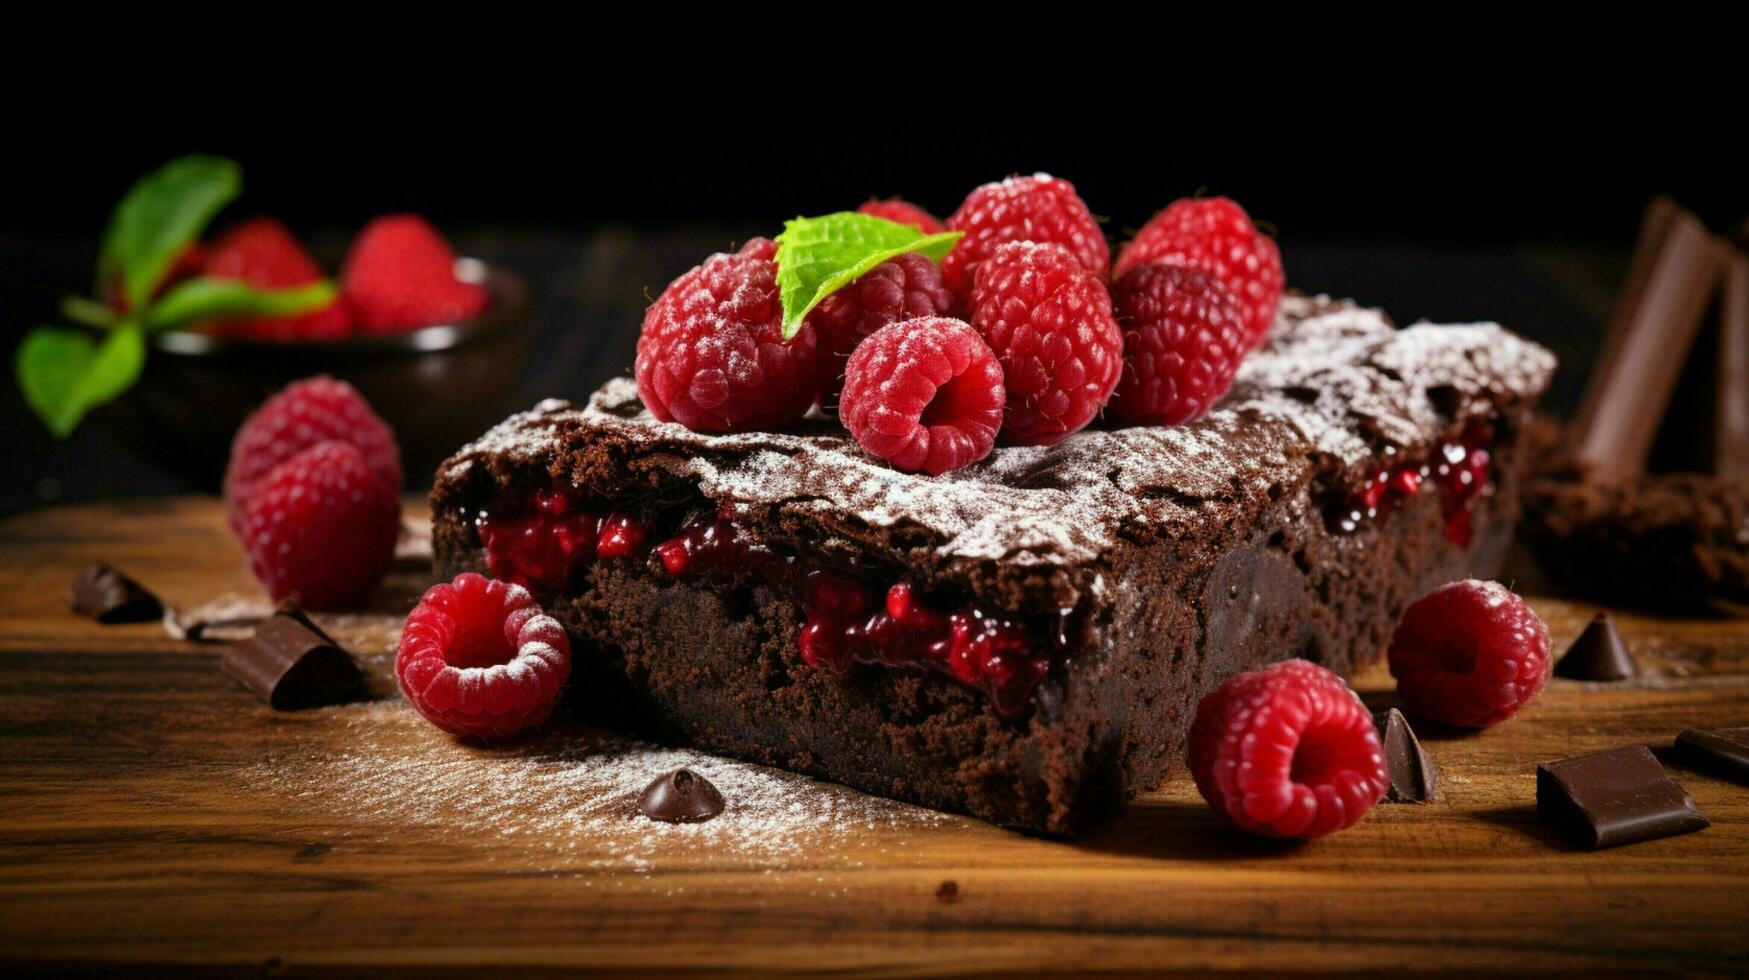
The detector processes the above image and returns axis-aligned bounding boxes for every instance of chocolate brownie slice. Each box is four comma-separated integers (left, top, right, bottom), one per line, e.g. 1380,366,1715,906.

432,296,1555,834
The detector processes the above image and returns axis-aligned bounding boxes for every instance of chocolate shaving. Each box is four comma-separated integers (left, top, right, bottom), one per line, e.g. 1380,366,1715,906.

70,563,162,623
163,593,273,643
1372,709,1438,803
1536,745,1709,850
220,603,364,710
1554,613,1637,681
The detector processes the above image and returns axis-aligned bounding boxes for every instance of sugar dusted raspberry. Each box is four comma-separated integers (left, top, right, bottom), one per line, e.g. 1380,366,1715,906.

635,237,821,432
1108,264,1248,425
341,214,490,333
807,253,955,409
201,218,352,341
1114,196,1284,348
1189,659,1389,839
856,197,947,234
224,376,402,532
237,441,400,610
967,241,1122,446
840,316,1005,475
942,174,1109,295
395,572,571,740
1388,579,1552,728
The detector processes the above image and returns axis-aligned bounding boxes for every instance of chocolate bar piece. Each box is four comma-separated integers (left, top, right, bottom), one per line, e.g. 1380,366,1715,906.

1536,745,1709,849
1673,727,1749,784
220,604,364,710
1554,613,1637,681
70,563,162,623
1372,709,1437,803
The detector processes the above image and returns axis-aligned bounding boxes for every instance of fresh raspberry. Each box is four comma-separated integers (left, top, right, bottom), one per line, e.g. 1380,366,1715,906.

941,174,1109,296
236,441,400,610
223,376,403,532
340,214,490,333
1107,264,1248,425
966,241,1122,446
201,217,352,342
840,316,1004,475
807,253,955,409
1114,197,1285,348
395,572,571,740
1189,659,1389,839
856,197,947,234
635,238,821,432
1388,580,1552,728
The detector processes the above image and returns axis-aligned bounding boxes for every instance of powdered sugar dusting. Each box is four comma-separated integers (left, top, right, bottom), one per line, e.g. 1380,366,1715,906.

238,701,949,869
443,296,1554,580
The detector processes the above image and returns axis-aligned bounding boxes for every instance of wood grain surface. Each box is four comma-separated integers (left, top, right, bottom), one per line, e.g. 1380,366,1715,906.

2,497,1746,975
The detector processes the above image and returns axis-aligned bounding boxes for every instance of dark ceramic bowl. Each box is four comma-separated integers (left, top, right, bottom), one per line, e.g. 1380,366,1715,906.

106,259,531,489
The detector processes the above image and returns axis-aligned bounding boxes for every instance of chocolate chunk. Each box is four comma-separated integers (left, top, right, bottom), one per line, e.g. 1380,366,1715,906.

637,768,725,823
1673,727,1749,784
70,563,162,623
1372,709,1438,803
220,604,364,710
1554,613,1637,681
1537,745,1709,849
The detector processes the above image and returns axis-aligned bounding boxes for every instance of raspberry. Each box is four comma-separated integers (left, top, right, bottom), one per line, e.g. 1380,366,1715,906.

1189,659,1389,839
395,572,571,740
340,214,490,333
201,217,352,342
224,376,402,532
236,441,400,610
1107,264,1248,425
966,241,1122,446
840,316,1004,475
856,197,947,234
807,253,955,409
941,174,1109,296
1114,197,1285,348
635,238,821,432
1388,580,1552,728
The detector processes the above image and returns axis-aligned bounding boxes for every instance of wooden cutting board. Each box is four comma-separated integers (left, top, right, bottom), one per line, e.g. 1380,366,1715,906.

2,497,1746,974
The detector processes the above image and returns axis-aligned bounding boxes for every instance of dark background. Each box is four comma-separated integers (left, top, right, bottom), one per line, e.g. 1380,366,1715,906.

4,55,1741,514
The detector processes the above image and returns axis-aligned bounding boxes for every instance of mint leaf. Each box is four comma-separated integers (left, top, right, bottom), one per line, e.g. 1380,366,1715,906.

143,277,337,331
774,212,962,339
98,155,241,309
15,324,146,438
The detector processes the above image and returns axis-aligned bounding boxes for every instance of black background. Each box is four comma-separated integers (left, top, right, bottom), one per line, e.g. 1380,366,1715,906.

3,43,1741,514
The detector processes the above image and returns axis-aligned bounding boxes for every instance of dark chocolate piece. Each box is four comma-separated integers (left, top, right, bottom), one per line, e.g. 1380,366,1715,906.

70,563,162,623
220,604,363,710
1372,709,1437,803
1536,745,1709,849
637,768,725,823
1673,727,1749,784
1554,613,1637,681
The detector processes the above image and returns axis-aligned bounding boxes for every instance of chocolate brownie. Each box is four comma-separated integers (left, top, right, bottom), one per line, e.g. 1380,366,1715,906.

431,296,1555,834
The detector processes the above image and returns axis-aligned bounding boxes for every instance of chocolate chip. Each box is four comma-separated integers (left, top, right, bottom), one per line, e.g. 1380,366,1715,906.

637,768,725,823
935,880,960,903
1554,613,1636,681
220,603,364,710
1673,727,1749,784
70,563,162,623
1536,745,1709,849
1372,708,1438,803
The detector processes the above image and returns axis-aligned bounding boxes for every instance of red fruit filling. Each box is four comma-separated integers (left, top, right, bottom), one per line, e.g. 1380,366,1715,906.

1326,424,1493,546
474,490,1062,716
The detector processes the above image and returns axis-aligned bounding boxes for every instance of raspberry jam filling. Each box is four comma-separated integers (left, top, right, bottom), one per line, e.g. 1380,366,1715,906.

1326,424,1493,546
475,490,1060,716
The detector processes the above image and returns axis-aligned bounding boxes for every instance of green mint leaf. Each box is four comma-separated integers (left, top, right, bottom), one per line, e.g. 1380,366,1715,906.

98,155,241,309
774,212,963,339
15,324,146,438
143,277,337,332
60,295,121,330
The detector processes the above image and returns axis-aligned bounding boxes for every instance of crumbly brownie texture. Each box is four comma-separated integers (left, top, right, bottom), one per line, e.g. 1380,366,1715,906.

432,296,1555,833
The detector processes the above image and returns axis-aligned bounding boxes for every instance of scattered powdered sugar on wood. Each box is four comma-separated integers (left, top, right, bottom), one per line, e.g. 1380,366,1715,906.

440,295,1555,575
237,701,949,870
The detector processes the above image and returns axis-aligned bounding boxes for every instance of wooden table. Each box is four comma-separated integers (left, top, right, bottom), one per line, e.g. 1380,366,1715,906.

3,498,1746,975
